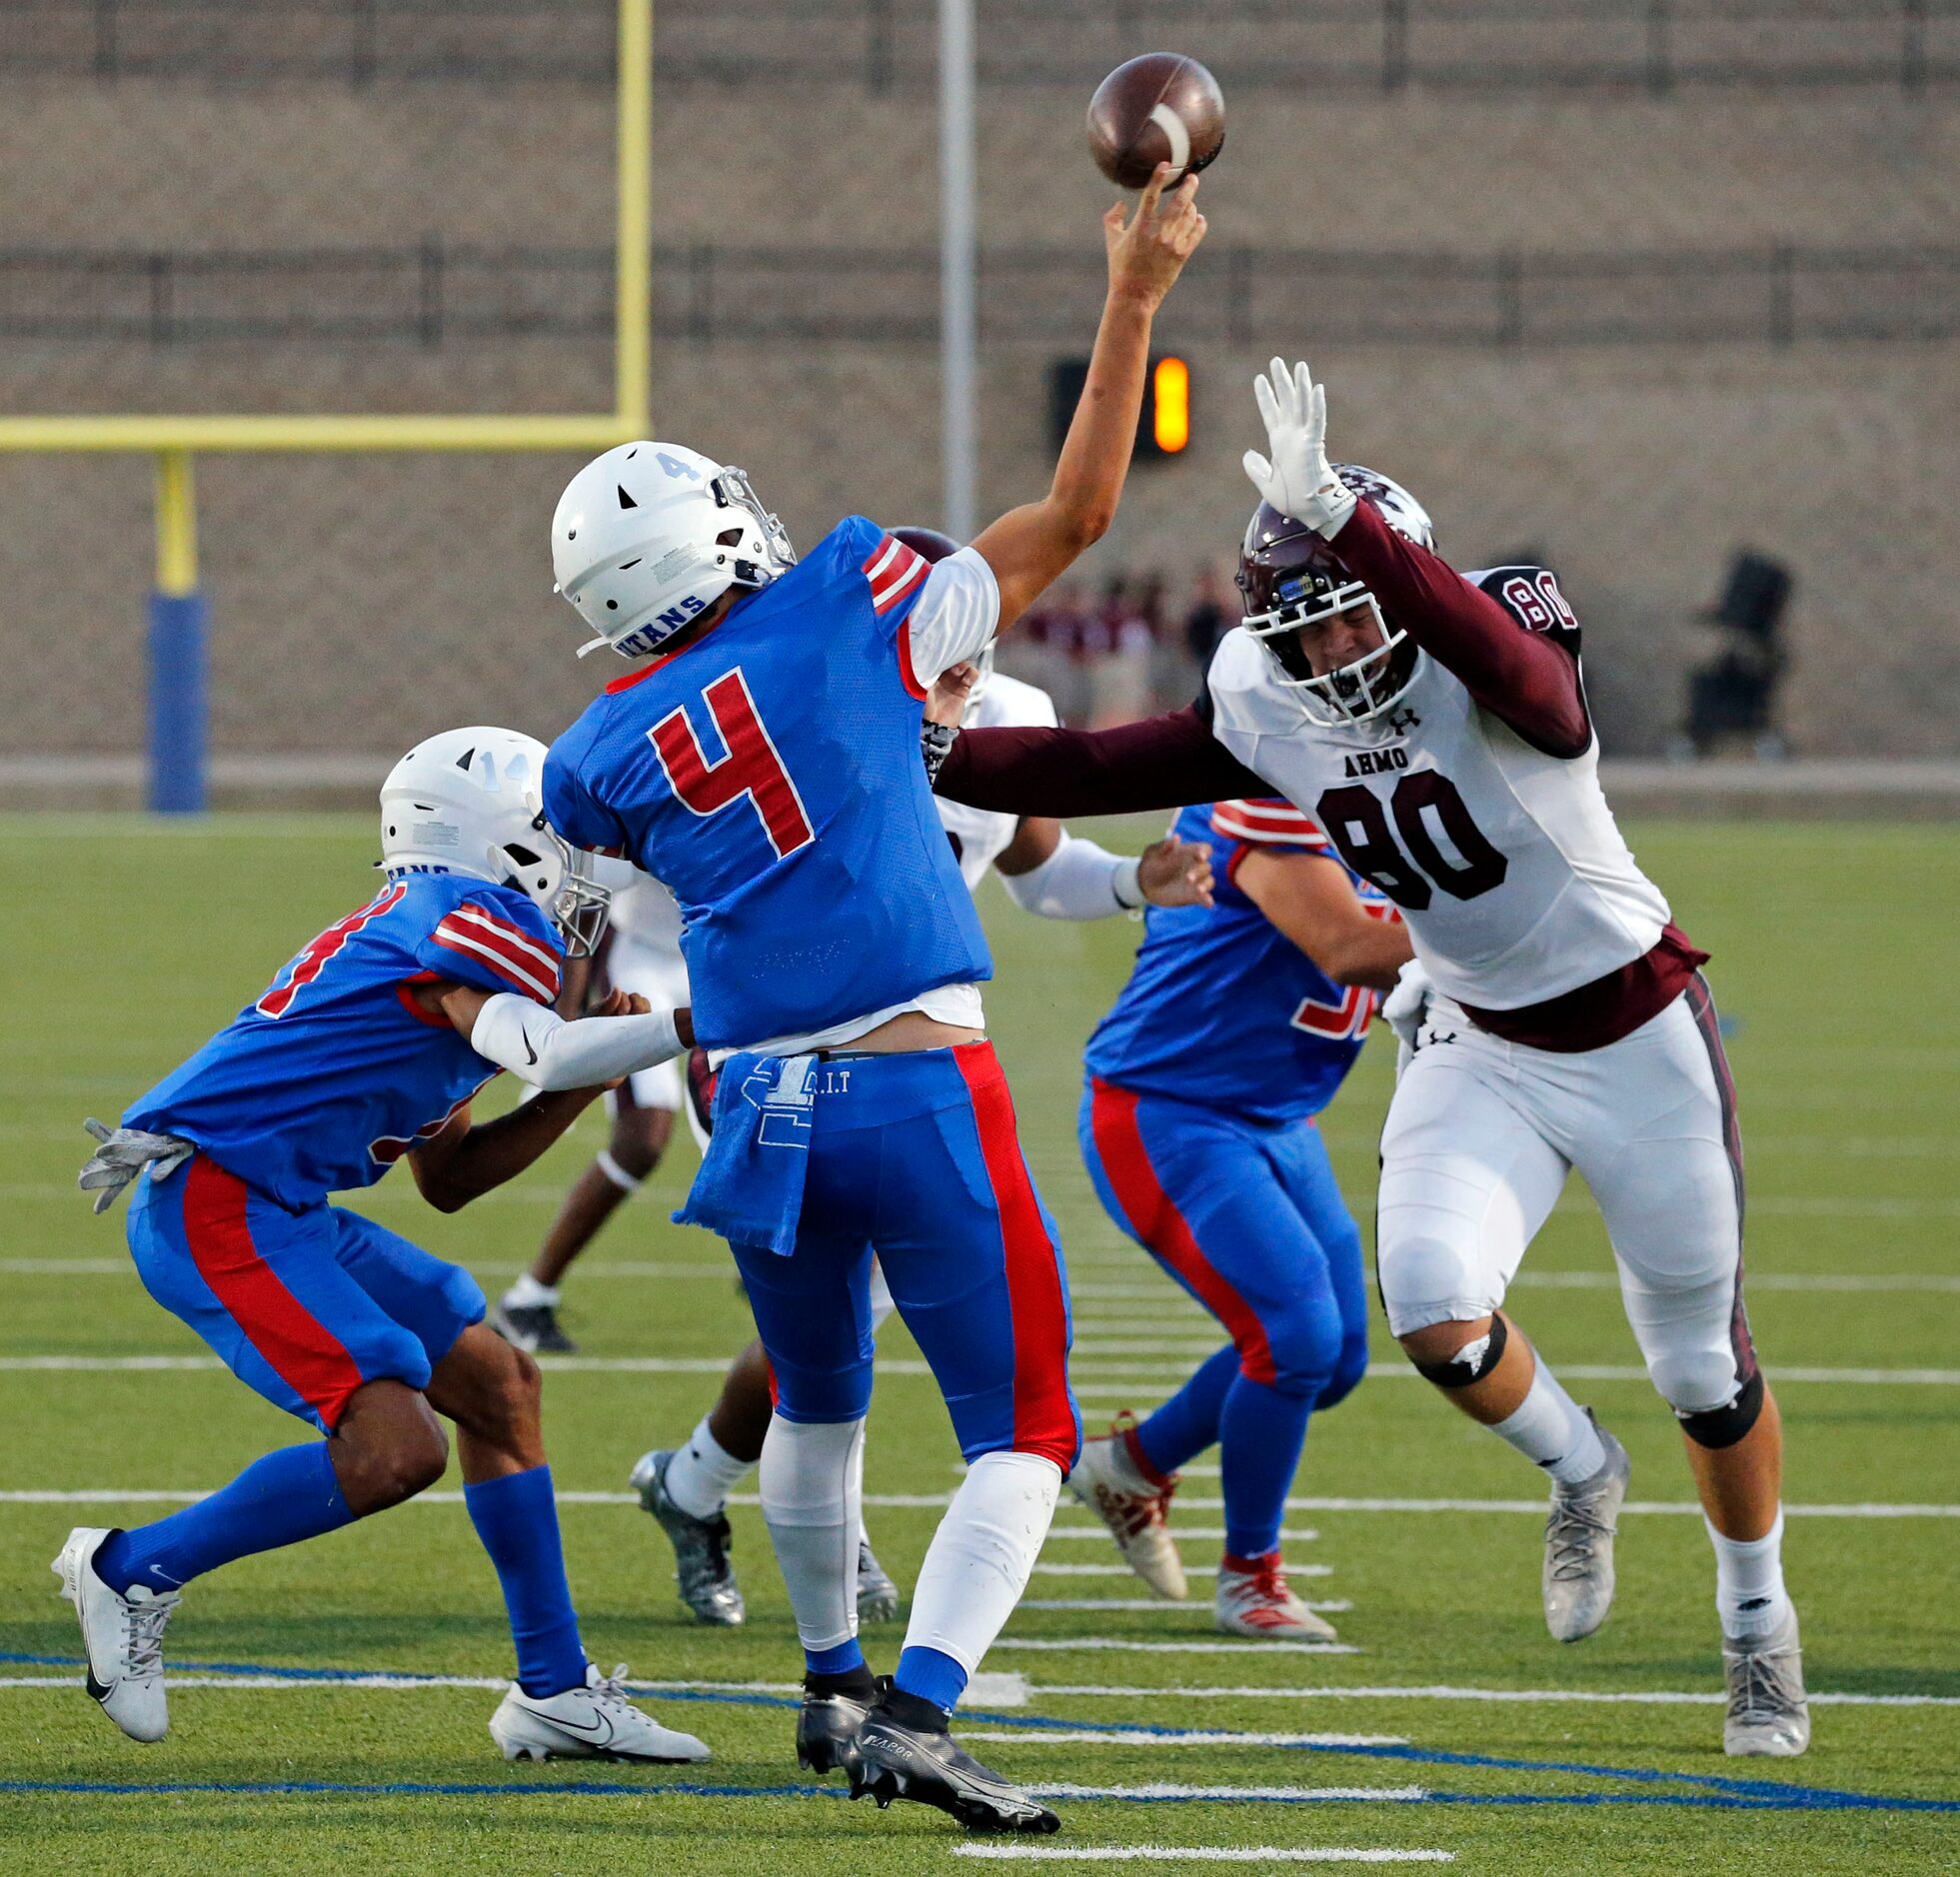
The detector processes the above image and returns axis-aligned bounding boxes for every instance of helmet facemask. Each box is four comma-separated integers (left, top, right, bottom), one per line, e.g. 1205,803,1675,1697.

496,818,615,960
1242,577,1417,729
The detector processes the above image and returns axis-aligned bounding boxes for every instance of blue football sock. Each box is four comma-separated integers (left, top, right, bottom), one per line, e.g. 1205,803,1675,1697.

806,1638,866,1676
1133,1344,1238,1478
463,1464,588,1699
895,1644,969,1713
94,1440,352,1596
1217,1373,1314,1560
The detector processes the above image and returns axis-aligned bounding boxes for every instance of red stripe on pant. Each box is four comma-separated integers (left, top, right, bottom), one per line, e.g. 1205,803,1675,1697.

182,1156,368,1429
1088,1078,1277,1386
953,1043,1077,1470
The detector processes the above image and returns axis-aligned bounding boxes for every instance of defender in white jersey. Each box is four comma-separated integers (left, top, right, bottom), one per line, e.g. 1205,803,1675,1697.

928,360,1808,1760
632,526,1213,1632
493,875,690,1355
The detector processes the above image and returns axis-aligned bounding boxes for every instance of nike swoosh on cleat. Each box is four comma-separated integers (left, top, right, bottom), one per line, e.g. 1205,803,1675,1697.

85,1670,115,1702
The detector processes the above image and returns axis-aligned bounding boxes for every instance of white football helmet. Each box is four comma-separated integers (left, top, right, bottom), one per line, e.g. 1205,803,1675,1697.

552,442,797,660
379,727,614,956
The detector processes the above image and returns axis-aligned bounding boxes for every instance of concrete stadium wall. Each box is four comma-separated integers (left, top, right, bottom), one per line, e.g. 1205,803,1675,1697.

1,76,1955,760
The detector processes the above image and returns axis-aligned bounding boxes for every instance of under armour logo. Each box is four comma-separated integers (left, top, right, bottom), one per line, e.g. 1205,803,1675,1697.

1386,708,1422,736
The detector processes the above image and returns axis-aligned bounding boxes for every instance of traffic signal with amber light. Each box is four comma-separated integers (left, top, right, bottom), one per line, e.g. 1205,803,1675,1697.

1047,355,1192,460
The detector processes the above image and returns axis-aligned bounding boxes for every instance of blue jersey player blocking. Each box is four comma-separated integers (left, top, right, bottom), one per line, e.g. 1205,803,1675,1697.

542,164,1206,1834
61,728,710,1764
1070,796,1412,1638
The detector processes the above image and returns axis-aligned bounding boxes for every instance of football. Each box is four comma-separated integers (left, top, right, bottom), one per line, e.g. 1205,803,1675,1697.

1086,52,1226,190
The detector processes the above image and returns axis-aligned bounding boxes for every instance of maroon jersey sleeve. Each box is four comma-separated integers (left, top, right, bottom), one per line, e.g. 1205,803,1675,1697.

1326,499,1592,759
932,704,1268,818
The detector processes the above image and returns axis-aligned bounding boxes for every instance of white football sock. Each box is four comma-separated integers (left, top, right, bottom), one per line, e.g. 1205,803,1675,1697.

1490,1364,1606,1485
902,1450,1060,1678
662,1413,756,1521
1707,1508,1791,1637
503,1272,559,1310
758,1415,864,1654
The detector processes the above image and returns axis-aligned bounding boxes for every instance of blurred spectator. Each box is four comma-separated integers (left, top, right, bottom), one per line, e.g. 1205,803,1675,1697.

1675,550,1793,761
1009,579,1093,723
1182,562,1234,668
1088,578,1155,728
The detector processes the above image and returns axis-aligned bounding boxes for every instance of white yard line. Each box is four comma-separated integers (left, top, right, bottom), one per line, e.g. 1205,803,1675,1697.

1032,1563,1333,1580
964,1732,1405,1748
1035,1683,1960,1709
1076,1365,1960,1388
955,1850,1453,1866
1019,1600,1350,1615
990,1639,1359,1658
5,1490,1952,1519
1042,1529,1319,1545
1027,1785,1426,1802
1511,1269,1960,1294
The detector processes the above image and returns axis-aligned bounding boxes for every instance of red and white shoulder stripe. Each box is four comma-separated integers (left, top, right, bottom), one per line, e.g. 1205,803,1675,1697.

430,902,563,1003
862,534,932,620
1210,798,1330,850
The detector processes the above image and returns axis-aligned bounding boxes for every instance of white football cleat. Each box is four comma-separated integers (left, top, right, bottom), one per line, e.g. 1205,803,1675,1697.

1542,1414,1631,1643
1066,1415,1186,1602
1214,1552,1339,1641
489,1663,712,1764
51,1526,179,1743
1723,1604,1811,1757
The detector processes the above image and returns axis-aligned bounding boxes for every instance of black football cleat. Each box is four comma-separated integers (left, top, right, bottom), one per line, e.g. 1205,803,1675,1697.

848,1680,1060,1835
493,1299,577,1355
796,1666,875,1776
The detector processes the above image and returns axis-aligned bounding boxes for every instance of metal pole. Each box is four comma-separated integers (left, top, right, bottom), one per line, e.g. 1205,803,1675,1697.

939,0,978,541
149,450,207,815
615,0,654,432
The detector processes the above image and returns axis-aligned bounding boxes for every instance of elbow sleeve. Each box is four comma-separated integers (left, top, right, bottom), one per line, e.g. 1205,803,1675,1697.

470,992,682,1092
999,831,1142,921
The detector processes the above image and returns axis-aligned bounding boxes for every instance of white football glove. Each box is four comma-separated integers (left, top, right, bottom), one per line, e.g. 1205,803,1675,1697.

1380,957,1432,1079
78,1117,194,1214
1240,357,1357,539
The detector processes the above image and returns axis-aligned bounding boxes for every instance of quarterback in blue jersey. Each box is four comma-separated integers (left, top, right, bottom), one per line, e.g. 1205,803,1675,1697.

1070,796,1412,1638
542,167,1206,1833
59,728,710,1764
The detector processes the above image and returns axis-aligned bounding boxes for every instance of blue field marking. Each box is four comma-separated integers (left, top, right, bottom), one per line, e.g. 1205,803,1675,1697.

0,1778,1954,1814
7,1651,1954,1817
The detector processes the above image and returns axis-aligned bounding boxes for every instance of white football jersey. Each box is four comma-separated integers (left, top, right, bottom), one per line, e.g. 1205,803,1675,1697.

1204,572,1669,1011
937,672,1058,890
605,872,685,954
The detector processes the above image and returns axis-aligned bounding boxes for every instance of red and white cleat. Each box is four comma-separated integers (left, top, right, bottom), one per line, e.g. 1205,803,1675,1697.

1214,1551,1339,1641
1065,1412,1186,1602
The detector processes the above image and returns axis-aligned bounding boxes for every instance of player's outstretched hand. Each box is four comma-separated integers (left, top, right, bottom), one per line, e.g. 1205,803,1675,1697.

928,661,980,729
1103,163,1207,311
1241,358,1357,539
1138,836,1214,909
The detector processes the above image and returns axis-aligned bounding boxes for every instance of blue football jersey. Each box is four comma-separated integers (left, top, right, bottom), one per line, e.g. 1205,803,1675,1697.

545,516,991,1049
125,875,563,1210
1083,799,1397,1124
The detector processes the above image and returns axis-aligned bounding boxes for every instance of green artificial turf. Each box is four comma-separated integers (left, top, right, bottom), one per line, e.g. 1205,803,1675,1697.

0,815,1954,1874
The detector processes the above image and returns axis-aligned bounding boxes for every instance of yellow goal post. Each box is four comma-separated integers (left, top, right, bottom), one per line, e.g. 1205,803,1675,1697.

0,0,653,812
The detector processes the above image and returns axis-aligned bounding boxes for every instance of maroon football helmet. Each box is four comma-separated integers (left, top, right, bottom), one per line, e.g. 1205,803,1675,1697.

1236,465,1435,727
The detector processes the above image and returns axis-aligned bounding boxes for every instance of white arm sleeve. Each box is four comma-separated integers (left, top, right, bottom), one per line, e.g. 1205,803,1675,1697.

903,547,1001,688
998,829,1143,921
470,992,683,1092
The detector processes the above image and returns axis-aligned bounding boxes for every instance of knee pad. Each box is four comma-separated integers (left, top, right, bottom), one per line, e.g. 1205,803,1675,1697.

1258,1308,1346,1399
1314,1332,1371,1413
1675,1367,1764,1449
1411,1311,1508,1389
1376,1232,1492,1338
